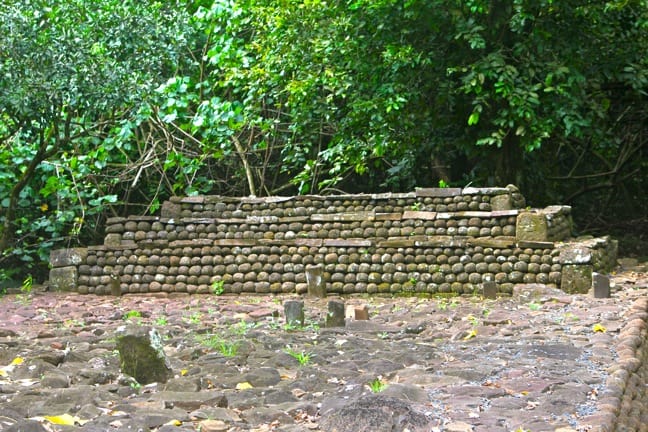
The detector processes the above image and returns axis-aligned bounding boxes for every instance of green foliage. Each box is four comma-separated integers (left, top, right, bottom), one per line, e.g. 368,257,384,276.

154,316,169,326
284,347,313,366
146,0,646,207
0,0,192,278
447,0,647,215
283,319,320,333
377,331,389,340
368,377,388,393
1,0,646,280
14,273,34,305
466,314,480,327
198,335,239,357
231,319,257,336
436,296,460,311
186,312,203,325
21,274,33,295
144,0,456,194
211,280,225,295
123,310,142,321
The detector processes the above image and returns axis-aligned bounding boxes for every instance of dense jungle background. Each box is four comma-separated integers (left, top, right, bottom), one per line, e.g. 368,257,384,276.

1,0,646,283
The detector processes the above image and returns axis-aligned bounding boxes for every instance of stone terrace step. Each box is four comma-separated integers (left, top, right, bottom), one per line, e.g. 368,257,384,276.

49,186,616,298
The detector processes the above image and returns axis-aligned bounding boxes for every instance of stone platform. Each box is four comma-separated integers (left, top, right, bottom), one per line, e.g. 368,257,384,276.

49,186,617,297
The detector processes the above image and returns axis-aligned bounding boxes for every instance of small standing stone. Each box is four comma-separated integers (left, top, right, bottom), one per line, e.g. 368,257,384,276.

345,305,369,320
284,300,305,327
305,264,326,298
110,274,122,296
326,300,346,327
481,281,497,299
593,273,610,298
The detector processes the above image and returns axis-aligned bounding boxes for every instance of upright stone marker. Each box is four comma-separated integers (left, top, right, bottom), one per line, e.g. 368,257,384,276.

326,300,346,327
284,300,305,327
593,273,610,298
481,281,498,299
345,304,370,320
110,274,122,296
305,264,326,298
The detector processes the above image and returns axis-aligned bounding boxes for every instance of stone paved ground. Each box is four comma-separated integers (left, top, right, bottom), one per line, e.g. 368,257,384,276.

0,260,646,432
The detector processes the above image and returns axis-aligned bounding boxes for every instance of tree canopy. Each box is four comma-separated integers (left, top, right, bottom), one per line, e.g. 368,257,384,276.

0,0,193,276
1,0,646,280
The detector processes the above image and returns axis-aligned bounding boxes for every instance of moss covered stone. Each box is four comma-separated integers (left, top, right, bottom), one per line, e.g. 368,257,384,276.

116,325,172,385
560,264,593,294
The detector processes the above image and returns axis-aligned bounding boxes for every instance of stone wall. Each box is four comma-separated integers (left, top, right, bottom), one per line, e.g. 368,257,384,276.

48,185,617,296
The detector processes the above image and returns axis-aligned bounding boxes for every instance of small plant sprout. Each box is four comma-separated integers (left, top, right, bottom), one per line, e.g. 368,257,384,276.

21,274,33,294
391,304,405,313
122,310,142,321
437,298,448,311
154,316,168,326
211,280,225,295
63,318,85,328
197,334,239,356
285,347,313,366
377,331,389,340
528,301,541,311
15,274,33,304
283,318,320,332
368,377,388,393
232,319,257,335
218,341,240,357
188,312,202,324
267,316,281,330
410,202,422,211
129,380,142,393
466,314,479,327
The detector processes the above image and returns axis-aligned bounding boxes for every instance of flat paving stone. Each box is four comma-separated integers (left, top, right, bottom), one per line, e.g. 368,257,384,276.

0,263,645,431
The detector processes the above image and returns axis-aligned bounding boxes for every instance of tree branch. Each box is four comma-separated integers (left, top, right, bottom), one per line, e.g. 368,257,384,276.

231,134,257,196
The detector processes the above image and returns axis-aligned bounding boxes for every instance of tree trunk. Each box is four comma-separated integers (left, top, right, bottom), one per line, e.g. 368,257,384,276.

494,135,523,187
231,135,257,197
